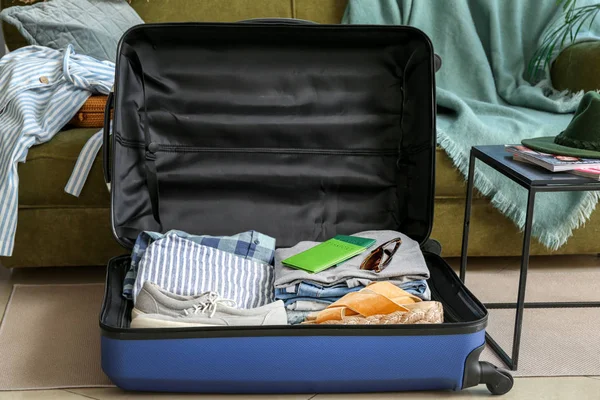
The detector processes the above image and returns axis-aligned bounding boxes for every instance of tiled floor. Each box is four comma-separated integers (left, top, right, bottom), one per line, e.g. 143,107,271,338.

1,256,599,400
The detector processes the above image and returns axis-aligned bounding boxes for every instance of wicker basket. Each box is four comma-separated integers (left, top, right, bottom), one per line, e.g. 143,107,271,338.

69,95,112,128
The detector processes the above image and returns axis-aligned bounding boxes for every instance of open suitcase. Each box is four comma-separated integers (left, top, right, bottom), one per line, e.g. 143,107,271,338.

99,20,513,395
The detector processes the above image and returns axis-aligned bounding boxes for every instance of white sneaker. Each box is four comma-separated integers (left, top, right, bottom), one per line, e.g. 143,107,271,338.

132,281,220,320
131,284,287,328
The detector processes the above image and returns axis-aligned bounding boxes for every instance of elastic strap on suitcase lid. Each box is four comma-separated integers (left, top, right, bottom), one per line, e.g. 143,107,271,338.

122,43,162,231
103,91,113,184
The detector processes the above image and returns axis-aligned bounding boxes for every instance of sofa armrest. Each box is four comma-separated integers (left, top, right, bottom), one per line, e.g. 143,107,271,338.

551,41,600,92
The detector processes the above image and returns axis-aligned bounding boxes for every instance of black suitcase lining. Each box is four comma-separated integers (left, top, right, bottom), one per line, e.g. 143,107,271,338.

110,23,435,251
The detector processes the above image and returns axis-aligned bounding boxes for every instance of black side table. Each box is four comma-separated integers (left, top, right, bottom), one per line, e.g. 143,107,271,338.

460,145,600,371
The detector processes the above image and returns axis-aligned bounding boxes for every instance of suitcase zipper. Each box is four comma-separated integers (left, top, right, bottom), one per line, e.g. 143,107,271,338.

117,136,398,156
158,146,398,156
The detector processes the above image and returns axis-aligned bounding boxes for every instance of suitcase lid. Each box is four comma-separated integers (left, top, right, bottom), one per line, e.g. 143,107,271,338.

107,22,436,250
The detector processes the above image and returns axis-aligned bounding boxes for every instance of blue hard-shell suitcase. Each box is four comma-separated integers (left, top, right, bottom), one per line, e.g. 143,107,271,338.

99,20,513,395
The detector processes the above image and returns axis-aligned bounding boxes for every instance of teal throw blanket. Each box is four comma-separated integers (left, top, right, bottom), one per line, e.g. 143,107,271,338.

343,0,600,249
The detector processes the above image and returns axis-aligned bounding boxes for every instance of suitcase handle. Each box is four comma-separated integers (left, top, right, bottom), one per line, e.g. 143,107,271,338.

434,54,442,72
103,91,114,184
238,18,317,25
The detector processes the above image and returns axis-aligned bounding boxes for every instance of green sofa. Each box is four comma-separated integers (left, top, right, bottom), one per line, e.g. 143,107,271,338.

1,0,598,268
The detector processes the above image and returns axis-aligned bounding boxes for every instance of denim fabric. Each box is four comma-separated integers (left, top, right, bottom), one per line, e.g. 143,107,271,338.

286,310,312,325
286,300,330,311
123,229,275,299
275,280,430,307
275,282,362,300
280,297,341,307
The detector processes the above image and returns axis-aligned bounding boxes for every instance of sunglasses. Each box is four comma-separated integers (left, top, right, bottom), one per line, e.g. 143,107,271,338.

359,237,402,273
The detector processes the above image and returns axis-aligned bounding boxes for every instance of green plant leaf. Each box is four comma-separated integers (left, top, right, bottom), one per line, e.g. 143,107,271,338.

573,11,593,39
589,8,600,29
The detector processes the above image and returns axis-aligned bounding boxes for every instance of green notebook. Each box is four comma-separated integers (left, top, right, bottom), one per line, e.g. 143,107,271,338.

281,235,376,273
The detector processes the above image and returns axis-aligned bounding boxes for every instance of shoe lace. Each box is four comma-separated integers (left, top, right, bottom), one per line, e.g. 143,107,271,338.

182,292,237,318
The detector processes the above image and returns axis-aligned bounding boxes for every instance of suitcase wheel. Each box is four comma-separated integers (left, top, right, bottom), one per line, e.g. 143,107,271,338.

479,362,514,395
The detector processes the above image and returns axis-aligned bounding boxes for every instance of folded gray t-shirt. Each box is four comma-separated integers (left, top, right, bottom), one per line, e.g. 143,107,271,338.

274,230,430,289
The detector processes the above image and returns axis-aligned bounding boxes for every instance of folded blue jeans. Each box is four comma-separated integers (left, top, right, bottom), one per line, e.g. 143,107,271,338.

275,280,430,307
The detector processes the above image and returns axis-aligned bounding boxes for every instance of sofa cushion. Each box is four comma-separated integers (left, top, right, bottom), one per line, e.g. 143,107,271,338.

2,0,351,49
294,0,348,23
19,128,109,207
1,206,124,268
552,41,600,92
0,0,143,62
130,0,292,23
435,147,470,198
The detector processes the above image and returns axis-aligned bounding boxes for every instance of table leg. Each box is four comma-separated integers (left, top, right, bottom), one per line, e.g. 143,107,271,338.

510,188,536,370
460,151,476,283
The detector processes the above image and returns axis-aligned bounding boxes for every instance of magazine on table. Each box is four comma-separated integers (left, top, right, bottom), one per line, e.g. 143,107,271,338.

512,154,600,181
568,167,600,181
505,145,600,172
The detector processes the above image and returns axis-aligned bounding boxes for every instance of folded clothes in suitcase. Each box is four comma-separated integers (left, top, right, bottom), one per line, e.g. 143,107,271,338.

99,20,513,395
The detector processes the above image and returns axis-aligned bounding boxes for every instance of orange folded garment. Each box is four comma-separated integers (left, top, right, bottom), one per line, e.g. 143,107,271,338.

303,281,423,324
305,301,444,325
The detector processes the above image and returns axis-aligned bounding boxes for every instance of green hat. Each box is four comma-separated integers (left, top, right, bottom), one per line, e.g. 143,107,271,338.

522,91,600,159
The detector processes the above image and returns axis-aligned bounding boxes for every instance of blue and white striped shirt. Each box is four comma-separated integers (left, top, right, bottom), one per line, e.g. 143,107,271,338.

133,233,275,308
0,45,114,256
